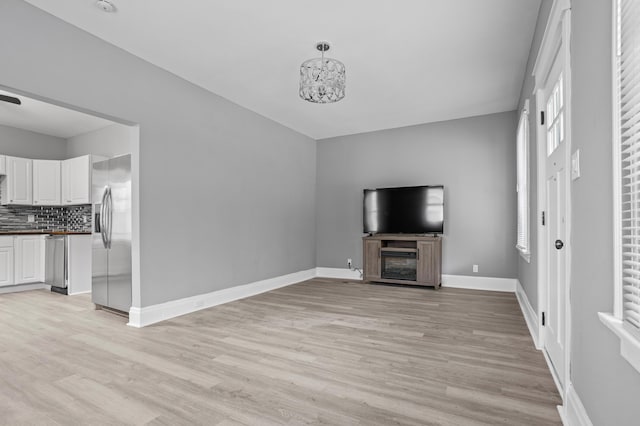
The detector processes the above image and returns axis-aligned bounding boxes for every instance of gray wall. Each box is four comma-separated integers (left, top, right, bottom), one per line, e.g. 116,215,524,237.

519,0,640,423
67,123,132,158
570,1,640,424
516,0,553,311
316,111,518,278
0,0,317,307
0,124,67,160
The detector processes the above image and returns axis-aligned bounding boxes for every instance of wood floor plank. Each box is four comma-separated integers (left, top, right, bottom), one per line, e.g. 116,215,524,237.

0,279,561,425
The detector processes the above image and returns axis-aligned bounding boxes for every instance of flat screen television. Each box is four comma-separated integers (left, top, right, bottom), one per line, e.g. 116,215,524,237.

363,185,444,234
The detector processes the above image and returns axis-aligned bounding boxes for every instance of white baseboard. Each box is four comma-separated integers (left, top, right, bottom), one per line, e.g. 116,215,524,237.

565,383,593,426
127,268,316,328
515,282,569,424
68,290,91,296
441,274,517,292
315,267,362,280
0,283,49,294
127,269,517,328
313,269,517,292
515,279,541,349
541,344,565,408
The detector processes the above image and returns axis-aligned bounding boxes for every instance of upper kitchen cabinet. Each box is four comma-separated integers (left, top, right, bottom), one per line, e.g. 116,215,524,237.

0,156,33,205
33,160,61,206
62,155,91,205
0,155,6,175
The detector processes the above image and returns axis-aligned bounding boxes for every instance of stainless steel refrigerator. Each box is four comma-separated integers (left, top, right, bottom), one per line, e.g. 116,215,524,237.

92,154,132,313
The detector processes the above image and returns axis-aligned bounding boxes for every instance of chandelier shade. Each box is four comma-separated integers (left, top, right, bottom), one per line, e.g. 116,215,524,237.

299,41,346,103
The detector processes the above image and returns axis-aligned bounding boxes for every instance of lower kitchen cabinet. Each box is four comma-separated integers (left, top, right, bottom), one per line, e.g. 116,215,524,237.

0,235,89,291
0,237,14,287
13,236,44,285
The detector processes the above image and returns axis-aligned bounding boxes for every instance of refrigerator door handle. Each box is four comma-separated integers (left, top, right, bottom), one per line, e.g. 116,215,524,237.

100,186,109,249
106,187,113,249
64,236,68,284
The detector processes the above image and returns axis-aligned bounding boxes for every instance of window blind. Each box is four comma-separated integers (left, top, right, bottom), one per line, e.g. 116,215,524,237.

516,104,529,254
619,0,640,329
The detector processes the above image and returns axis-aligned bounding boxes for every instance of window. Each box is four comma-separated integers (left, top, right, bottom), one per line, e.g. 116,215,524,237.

600,0,640,374
546,74,565,156
617,0,640,331
516,100,530,262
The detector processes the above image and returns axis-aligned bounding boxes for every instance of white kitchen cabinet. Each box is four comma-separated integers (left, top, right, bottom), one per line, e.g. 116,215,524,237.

0,237,14,287
14,235,44,284
62,155,91,205
0,155,6,175
33,160,61,206
1,156,33,205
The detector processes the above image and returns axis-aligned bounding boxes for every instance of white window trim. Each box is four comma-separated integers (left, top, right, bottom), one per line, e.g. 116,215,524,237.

599,313,640,373
599,0,640,374
516,99,531,263
518,249,532,263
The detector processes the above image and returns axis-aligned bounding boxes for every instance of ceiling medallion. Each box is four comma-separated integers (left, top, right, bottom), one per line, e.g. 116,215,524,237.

299,41,346,103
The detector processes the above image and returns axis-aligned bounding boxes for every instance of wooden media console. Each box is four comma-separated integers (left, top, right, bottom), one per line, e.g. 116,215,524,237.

362,234,442,288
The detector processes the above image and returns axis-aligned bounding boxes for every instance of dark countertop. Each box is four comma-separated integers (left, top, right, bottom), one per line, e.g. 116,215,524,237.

0,231,92,235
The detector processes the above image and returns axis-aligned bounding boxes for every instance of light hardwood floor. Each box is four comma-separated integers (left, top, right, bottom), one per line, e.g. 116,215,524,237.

0,279,561,425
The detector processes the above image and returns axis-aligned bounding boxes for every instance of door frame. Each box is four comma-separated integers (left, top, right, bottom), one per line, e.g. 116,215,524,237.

532,0,572,407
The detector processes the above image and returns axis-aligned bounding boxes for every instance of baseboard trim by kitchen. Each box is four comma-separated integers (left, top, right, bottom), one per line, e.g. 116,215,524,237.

565,383,593,426
315,267,362,280
127,268,317,328
68,290,91,296
441,274,517,292
0,283,49,294
516,279,541,349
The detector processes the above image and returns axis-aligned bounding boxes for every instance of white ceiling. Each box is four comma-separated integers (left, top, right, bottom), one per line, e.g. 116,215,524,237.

23,0,540,140
0,89,114,138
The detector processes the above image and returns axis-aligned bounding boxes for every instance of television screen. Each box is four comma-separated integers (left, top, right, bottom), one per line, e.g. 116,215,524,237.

363,185,444,234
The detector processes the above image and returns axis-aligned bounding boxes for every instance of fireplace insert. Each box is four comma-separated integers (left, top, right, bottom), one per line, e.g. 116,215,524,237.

381,251,417,281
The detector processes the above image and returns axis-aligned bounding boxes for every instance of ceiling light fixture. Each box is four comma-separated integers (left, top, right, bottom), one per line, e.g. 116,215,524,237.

0,95,21,105
299,41,346,104
95,0,116,13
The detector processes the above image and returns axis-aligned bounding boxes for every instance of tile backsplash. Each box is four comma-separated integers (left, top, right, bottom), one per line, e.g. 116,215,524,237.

0,203,92,232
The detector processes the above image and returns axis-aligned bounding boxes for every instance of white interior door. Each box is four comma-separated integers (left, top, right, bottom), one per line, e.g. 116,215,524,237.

543,51,567,385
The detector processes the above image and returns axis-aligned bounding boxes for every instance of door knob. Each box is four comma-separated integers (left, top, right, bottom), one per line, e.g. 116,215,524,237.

555,239,564,250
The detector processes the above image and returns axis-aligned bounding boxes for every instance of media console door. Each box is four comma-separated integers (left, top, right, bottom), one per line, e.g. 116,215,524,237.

417,240,442,286
362,235,442,288
363,239,381,280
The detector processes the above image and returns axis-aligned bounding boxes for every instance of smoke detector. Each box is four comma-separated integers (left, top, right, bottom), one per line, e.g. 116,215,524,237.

95,0,116,13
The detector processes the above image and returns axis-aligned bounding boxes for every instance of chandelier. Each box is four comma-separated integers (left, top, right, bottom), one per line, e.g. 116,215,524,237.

299,41,346,103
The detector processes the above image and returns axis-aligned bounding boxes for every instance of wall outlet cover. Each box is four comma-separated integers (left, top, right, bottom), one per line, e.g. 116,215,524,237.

27,215,35,223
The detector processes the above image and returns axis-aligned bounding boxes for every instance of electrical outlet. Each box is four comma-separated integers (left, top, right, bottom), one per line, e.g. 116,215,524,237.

473,264,479,273
27,215,35,223
83,215,89,223
347,258,352,269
